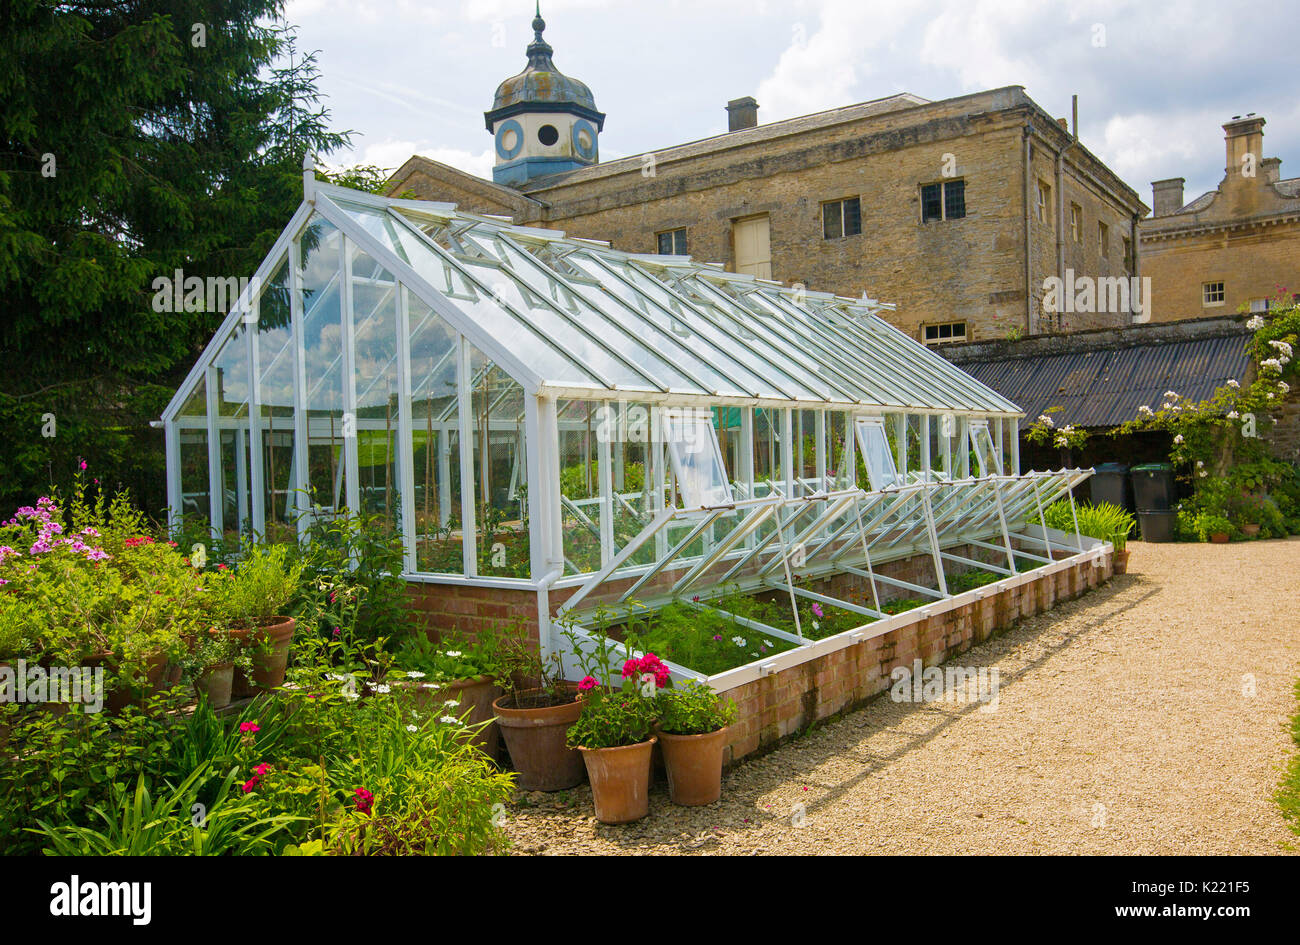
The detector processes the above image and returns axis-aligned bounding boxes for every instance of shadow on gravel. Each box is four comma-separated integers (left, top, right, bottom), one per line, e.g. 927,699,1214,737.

509,573,1162,853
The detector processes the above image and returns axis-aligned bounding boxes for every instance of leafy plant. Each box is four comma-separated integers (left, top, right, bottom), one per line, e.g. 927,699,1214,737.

655,681,736,735
392,628,512,683
1039,499,1135,542
206,544,304,628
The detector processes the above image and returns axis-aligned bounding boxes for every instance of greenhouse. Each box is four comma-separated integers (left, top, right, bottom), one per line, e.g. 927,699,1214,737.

161,164,1100,689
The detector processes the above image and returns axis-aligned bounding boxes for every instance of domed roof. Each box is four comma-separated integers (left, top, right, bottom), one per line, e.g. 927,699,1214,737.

484,8,605,131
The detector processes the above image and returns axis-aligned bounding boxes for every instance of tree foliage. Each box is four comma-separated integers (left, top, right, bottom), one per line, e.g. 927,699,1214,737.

0,1,349,513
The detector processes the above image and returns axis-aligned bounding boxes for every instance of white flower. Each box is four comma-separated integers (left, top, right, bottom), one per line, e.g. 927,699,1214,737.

731,636,747,647
763,640,775,648
1280,381,1291,394
1247,315,1266,330
439,715,460,725
343,690,360,701
1174,434,1185,444
1138,405,1153,416
445,651,463,658
1227,379,1240,388
443,699,460,709
1199,470,1208,478
1267,392,1275,400
811,621,821,631
1261,358,1283,372
1037,414,1055,428
406,724,418,733
1161,402,1173,411
406,670,426,679
1227,410,1239,419
1163,390,1180,401
369,683,391,695
1269,340,1293,358
1196,460,1204,468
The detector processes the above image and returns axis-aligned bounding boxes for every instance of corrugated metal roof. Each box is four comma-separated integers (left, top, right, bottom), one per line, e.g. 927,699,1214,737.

958,332,1252,429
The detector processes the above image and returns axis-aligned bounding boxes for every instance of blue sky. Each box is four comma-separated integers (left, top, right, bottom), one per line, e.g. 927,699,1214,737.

286,0,1300,211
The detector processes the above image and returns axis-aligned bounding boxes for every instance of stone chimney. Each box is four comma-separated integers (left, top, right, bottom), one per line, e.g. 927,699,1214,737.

1262,157,1282,184
727,97,759,132
1223,114,1265,176
1151,178,1185,216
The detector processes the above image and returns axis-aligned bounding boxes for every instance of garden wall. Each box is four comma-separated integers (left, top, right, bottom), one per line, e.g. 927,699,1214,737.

716,548,1112,765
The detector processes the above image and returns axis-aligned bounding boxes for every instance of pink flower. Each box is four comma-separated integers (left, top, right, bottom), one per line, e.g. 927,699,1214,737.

239,722,260,734
811,603,824,618
241,779,257,794
577,676,598,691
78,459,87,471
354,788,374,815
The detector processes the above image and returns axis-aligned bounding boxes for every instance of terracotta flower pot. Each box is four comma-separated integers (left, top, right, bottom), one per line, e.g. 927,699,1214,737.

1241,524,1260,537
1210,532,1230,544
656,725,730,806
579,736,657,824
396,675,502,758
195,662,234,709
492,687,584,791
85,651,170,714
228,617,295,697
1112,550,1130,575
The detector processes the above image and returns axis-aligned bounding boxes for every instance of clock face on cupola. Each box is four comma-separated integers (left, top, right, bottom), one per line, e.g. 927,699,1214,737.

484,4,606,186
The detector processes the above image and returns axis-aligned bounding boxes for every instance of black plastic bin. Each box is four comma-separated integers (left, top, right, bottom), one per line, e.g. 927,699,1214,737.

1132,463,1175,512
1090,462,1130,511
1138,509,1177,543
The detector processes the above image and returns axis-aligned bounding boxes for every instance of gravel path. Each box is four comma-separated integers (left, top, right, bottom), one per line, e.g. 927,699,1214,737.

503,539,1300,855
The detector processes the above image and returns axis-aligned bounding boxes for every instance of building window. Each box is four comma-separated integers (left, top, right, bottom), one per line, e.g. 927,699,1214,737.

1098,221,1110,258
822,197,862,239
1036,181,1051,224
922,321,968,346
537,124,559,146
656,228,687,255
1249,298,1271,313
1203,281,1225,306
921,180,965,222
1122,236,1132,265
1070,204,1081,242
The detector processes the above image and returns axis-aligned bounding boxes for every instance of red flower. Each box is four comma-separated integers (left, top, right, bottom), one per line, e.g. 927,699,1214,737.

577,676,598,691
354,788,374,815
621,653,670,688
239,722,260,734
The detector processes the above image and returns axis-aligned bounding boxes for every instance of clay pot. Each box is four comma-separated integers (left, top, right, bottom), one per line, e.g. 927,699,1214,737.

1112,549,1130,575
1210,532,1230,544
492,687,584,791
228,617,295,697
656,725,730,806
396,675,502,758
578,736,657,824
195,662,234,709
1241,524,1260,537
85,651,170,714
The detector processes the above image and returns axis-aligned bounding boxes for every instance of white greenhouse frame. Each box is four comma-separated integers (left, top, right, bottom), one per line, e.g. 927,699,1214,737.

161,165,1099,692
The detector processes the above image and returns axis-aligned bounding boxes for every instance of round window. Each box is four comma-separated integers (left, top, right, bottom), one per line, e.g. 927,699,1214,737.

537,124,559,146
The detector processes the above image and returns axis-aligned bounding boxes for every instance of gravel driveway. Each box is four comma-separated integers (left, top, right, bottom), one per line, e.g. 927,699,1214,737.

503,539,1300,855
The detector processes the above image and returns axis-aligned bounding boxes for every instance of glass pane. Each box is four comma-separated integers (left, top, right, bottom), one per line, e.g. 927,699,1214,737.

751,407,785,498
855,418,902,491
972,423,1001,477
663,407,732,508
408,287,463,574
177,377,210,528
558,399,603,574
254,255,297,541
299,218,347,519
212,326,251,538
351,244,400,533
467,340,529,578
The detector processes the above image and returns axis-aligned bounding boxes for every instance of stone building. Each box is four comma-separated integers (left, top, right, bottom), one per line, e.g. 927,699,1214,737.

387,13,1148,344
1139,115,1300,322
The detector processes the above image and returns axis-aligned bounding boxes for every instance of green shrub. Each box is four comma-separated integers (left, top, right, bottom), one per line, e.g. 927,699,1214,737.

655,680,736,735
1039,500,1135,542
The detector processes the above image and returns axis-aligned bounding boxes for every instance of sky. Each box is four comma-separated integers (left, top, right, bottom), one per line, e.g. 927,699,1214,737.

285,0,1300,211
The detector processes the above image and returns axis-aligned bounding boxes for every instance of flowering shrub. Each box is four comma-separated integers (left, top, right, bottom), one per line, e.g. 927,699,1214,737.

1025,409,1089,452
0,482,198,669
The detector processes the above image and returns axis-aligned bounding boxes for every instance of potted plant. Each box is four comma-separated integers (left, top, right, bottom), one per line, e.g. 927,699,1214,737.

1111,530,1130,574
566,657,665,824
491,634,585,792
391,628,509,757
180,628,251,709
653,680,737,806
1197,512,1234,544
206,545,304,697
